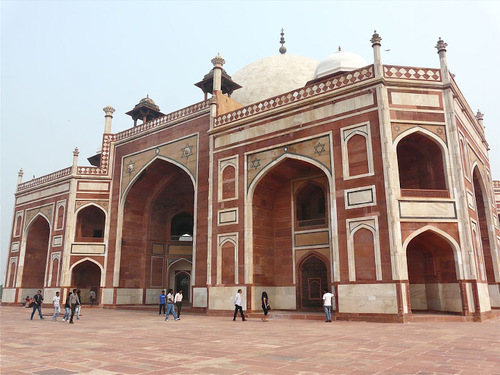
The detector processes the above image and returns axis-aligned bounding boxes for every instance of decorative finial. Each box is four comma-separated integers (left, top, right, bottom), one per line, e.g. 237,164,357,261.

370,30,382,46
211,53,225,67
476,110,484,121
435,37,447,53
73,147,79,156
279,28,287,54
18,168,24,177
103,104,115,114
338,46,341,52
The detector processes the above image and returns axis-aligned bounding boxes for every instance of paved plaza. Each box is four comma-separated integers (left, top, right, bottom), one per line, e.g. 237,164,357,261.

1,305,499,374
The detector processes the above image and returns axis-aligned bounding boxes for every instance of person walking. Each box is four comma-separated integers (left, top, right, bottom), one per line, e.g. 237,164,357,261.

233,289,246,321
62,292,71,322
76,290,82,319
322,288,334,323
159,290,166,315
69,289,80,324
174,290,183,318
30,290,44,320
52,292,61,321
165,289,180,321
261,291,270,322
89,290,96,306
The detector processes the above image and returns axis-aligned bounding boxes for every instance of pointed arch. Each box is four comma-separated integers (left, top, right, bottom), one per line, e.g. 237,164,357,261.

19,214,51,288
74,204,106,242
70,257,104,287
403,225,464,280
395,128,450,193
471,165,500,282
245,153,336,285
121,155,196,203
114,156,197,289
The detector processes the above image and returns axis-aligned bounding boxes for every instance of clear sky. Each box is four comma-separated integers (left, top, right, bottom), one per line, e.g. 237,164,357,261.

1,1,499,281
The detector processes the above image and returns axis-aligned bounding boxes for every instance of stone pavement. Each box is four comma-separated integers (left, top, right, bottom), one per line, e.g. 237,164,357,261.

1,305,499,375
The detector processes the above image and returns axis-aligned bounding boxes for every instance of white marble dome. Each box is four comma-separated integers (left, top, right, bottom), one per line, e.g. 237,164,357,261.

231,54,318,105
313,50,368,80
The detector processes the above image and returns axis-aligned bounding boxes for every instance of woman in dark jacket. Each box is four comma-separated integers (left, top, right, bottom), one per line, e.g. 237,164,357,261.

261,291,270,322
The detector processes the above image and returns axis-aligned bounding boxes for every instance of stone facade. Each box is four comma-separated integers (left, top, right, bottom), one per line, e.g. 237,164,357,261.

4,33,500,322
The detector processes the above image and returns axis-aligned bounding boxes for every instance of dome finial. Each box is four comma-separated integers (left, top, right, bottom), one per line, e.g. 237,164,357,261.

279,28,287,54
338,46,342,52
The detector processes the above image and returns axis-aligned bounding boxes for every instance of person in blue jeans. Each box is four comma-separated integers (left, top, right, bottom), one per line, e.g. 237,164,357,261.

30,290,44,320
159,290,166,315
165,289,179,321
62,292,71,322
322,288,334,323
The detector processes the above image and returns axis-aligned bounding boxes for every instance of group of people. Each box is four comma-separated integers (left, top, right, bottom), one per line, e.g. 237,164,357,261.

159,289,183,321
28,289,83,324
233,288,336,323
29,287,336,323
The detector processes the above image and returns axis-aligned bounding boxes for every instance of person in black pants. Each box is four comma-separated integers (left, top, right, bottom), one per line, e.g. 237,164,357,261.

30,290,44,320
233,289,246,321
159,290,166,315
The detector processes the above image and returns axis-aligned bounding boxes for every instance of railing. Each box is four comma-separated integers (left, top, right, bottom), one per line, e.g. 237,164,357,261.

115,100,210,142
17,167,72,191
400,189,450,198
383,65,441,82
298,218,327,228
214,65,375,127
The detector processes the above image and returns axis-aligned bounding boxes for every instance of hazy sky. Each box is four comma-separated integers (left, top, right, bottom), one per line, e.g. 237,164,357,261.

1,1,499,281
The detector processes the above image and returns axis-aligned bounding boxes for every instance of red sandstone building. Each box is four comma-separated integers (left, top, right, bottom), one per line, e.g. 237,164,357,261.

4,32,500,322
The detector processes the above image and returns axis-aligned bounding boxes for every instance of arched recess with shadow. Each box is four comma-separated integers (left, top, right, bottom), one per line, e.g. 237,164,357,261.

396,130,448,197
298,253,329,309
472,166,498,284
74,204,106,242
22,215,51,288
121,158,194,291
406,229,463,314
71,259,102,304
250,156,331,292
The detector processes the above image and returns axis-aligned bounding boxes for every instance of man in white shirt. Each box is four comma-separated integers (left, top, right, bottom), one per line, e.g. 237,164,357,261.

322,288,334,323
233,289,246,321
174,290,183,317
52,291,61,321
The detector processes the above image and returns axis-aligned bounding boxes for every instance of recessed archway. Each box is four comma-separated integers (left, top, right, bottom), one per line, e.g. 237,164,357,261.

406,229,462,314
22,215,50,288
299,254,328,309
71,260,102,304
121,158,194,290
397,132,447,191
251,157,331,297
472,167,496,283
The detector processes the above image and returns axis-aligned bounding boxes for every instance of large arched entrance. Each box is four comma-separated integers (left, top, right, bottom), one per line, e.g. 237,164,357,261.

22,215,50,288
406,230,462,314
71,260,101,304
121,159,194,298
251,157,331,310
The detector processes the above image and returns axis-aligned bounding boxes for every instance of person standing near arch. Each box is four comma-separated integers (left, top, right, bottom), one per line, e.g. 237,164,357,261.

322,288,334,323
174,290,183,318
